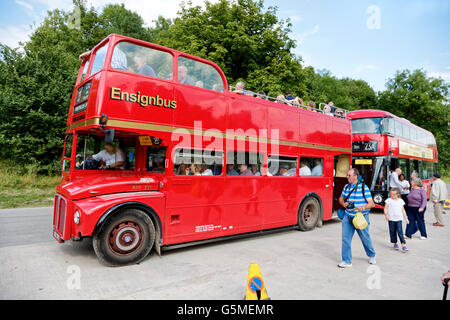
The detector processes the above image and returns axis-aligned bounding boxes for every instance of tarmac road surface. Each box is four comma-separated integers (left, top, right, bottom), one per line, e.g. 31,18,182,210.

0,200,449,300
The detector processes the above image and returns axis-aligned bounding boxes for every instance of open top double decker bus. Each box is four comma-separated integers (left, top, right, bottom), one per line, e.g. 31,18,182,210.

347,109,438,208
53,34,353,266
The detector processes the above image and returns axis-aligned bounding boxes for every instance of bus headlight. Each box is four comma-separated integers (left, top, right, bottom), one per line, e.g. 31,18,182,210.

373,194,383,204
74,210,81,225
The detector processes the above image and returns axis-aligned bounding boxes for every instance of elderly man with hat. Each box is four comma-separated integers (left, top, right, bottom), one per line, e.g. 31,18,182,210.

431,173,448,227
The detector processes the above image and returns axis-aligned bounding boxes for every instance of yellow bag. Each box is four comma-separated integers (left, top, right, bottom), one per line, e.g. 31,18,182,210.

352,211,368,230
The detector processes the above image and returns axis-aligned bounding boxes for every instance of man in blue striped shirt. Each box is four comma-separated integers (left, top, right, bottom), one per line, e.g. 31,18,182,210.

338,168,376,268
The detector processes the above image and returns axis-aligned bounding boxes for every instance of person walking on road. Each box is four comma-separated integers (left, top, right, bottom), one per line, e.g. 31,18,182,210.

405,178,428,240
338,168,376,268
431,173,448,227
384,188,409,252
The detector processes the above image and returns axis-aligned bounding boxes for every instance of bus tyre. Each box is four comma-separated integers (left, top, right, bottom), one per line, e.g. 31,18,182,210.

93,209,155,267
297,197,321,231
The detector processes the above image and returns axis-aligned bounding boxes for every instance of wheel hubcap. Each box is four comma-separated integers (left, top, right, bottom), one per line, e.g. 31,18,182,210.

109,221,143,255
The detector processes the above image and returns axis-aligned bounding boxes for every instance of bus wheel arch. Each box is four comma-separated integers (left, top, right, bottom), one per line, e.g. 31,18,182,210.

93,202,163,266
297,193,323,231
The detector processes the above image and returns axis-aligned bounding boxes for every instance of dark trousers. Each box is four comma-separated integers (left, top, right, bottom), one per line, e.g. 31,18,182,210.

388,220,406,244
405,206,427,238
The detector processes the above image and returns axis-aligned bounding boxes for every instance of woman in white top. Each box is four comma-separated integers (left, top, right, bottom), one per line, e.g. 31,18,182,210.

399,173,410,207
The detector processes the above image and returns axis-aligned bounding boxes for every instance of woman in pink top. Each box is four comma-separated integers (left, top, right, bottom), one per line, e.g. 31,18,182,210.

405,178,428,239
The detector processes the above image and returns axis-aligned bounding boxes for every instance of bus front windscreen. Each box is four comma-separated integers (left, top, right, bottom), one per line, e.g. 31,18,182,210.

351,117,382,135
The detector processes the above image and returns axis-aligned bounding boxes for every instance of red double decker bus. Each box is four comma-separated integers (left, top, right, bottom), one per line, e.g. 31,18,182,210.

347,109,438,208
53,34,352,266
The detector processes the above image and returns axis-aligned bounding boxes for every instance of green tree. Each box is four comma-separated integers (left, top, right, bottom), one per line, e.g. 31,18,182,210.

378,69,450,171
0,1,152,173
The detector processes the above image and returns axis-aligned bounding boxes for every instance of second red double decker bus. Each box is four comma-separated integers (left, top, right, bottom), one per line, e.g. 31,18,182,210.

53,34,353,266
347,109,438,208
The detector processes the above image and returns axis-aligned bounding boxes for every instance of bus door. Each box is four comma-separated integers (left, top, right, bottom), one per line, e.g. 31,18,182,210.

333,155,350,213
164,148,225,244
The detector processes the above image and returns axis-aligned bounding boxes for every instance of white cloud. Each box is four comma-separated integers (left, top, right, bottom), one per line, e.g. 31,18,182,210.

295,24,320,44
0,25,33,48
428,71,450,82
15,0,34,13
354,64,378,74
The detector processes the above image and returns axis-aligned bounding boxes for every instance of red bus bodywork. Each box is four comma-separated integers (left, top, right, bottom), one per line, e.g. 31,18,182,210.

53,34,352,255
347,109,438,209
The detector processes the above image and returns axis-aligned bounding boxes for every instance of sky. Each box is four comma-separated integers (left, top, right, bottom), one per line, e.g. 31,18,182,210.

0,0,449,92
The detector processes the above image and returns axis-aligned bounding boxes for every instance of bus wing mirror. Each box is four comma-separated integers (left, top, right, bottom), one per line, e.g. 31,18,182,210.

105,129,115,144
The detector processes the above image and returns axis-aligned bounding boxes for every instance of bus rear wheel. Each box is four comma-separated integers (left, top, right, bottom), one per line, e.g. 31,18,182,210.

297,197,321,231
93,209,155,267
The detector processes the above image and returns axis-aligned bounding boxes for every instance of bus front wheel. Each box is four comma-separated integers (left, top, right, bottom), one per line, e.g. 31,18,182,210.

297,197,321,231
93,209,155,267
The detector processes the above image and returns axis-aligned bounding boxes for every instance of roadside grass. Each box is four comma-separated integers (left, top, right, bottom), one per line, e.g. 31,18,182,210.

442,175,450,185
0,160,60,209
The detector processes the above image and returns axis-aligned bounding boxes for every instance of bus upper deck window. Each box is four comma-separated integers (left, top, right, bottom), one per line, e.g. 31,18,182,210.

80,59,90,81
90,42,109,76
178,56,224,92
111,42,173,80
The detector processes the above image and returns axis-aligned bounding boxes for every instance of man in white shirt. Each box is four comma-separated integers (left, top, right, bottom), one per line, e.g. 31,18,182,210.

389,168,403,190
299,161,312,176
91,143,125,170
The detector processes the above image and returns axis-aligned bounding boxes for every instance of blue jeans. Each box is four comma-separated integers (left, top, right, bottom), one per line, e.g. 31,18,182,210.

388,220,406,244
341,214,376,264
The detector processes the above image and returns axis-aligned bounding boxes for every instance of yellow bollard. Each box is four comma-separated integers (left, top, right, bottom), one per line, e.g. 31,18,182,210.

245,263,270,300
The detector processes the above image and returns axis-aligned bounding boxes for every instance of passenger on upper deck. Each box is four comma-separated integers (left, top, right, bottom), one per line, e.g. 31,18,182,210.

178,65,195,86
328,101,336,114
285,92,294,101
276,95,286,104
334,108,344,118
292,97,303,108
233,81,246,94
133,54,156,77
323,104,333,116
90,142,125,170
306,101,316,112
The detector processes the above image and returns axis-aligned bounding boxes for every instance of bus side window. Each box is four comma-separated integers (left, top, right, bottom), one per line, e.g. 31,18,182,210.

174,148,223,176
300,157,323,176
227,151,263,176
147,147,167,173
268,155,297,177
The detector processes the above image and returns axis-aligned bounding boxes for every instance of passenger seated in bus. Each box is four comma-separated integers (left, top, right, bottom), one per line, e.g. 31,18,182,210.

328,101,336,114
133,54,156,77
285,92,294,102
176,163,189,175
212,83,222,92
226,164,239,176
323,104,333,116
233,81,246,94
279,165,290,176
334,108,344,118
91,142,125,170
250,164,262,176
306,101,316,112
311,159,323,176
178,65,195,85
189,163,202,175
238,164,253,176
299,161,312,176
195,80,204,88
276,94,286,104
201,164,213,176
292,97,303,108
